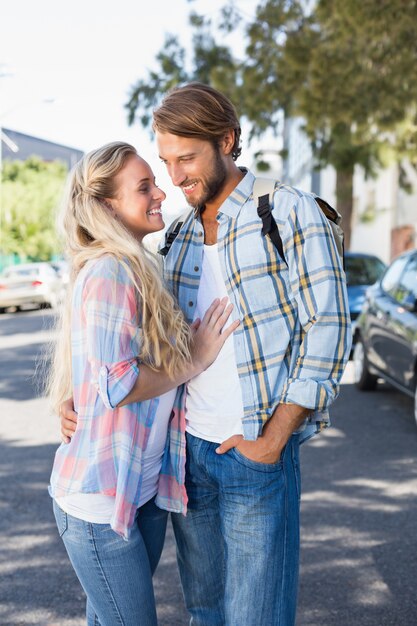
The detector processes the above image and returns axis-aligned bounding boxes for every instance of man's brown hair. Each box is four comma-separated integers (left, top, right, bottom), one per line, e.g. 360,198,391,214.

152,82,242,161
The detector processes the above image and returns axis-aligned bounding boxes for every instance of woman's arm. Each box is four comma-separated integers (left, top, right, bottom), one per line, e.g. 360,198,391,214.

118,297,238,405
60,297,239,440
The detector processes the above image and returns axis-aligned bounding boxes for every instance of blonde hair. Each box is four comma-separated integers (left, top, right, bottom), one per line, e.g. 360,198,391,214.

47,141,191,413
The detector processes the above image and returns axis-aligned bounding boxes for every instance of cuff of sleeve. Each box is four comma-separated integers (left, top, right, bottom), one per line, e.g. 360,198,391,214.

98,357,139,409
295,409,330,444
280,378,337,411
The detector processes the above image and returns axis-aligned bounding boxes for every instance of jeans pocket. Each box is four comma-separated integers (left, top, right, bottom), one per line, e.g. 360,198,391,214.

230,447,284,473
53,501,68,537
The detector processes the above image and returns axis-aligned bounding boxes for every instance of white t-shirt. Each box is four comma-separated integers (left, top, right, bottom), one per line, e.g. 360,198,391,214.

186,244,244,443
55,388,176,523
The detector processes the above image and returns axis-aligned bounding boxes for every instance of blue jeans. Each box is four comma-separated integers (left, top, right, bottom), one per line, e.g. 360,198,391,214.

53,496,168,626
172,432,301,626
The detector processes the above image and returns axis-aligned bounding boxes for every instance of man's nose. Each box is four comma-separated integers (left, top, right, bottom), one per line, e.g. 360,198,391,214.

168,164,185,187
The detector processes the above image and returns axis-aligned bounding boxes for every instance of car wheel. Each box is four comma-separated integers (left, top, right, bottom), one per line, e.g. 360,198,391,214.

48,293,58,309
353,337,378,391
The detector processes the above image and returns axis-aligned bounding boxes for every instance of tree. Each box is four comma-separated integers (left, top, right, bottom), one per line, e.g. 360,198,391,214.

244,0,417,248
125,0,417,248
1,157,67,261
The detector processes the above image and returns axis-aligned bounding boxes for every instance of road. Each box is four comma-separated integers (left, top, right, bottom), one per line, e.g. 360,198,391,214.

0,308,416,626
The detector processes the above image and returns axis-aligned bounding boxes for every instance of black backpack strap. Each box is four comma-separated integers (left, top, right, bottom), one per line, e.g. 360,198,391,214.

158,220,183,256
158,208,194,257
257,193,286,264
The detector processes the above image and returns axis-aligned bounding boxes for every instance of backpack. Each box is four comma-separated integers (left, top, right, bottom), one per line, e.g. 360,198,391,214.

253,178,345,268
159,178,345,268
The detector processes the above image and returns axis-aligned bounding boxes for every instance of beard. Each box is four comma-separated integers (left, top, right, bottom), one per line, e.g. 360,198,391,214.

186,145,228,212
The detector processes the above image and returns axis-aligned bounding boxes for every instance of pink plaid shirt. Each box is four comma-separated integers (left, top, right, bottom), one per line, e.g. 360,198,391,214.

49,255,188,540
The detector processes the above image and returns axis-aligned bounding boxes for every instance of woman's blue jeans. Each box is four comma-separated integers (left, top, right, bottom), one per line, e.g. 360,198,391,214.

53,496,168,626
172,432,301,626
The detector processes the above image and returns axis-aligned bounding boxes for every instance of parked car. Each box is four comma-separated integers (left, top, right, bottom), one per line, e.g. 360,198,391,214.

0,262,64,313
50,259,70,286
345,252,386,340
353,249,417,426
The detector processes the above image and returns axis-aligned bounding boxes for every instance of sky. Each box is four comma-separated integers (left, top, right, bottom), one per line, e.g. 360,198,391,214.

0,0,256,217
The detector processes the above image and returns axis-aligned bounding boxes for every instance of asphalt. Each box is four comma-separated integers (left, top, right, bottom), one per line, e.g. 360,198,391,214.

0,308,416,626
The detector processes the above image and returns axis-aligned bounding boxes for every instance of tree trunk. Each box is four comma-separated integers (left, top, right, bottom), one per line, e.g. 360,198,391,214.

335,165,354,251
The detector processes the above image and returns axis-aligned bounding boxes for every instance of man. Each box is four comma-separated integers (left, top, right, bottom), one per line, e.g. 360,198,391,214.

62,83,351,625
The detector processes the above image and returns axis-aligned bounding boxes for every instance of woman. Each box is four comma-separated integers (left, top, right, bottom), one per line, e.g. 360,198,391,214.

48,141,238,626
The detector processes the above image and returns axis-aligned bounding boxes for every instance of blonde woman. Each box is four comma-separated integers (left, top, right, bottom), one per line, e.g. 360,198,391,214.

48,142,238,626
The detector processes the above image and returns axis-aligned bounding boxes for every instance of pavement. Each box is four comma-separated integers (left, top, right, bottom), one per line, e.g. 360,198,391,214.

0,308,417,625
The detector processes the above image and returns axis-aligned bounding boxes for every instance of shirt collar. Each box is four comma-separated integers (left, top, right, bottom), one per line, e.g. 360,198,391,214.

218,168,255,219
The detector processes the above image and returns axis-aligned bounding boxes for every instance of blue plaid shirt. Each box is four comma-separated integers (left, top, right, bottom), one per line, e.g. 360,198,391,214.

163,169,351,443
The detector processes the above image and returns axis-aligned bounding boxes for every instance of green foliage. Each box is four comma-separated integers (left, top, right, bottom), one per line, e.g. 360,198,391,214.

1,157,67,261
125,5,241,130
125,35,189,130
242,0,417,175
125,0,417,247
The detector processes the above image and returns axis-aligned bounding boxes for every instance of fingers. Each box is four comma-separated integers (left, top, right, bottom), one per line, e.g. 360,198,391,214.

61,426,73,443
220,318,240,341
62,410,78,424
214,303,234,333
201,297,234,328
59,398,77,443
190,318,201,334
61,417,76,437
201,298,221,324
62,397,75,413
216,434,243,455
60,400,78,423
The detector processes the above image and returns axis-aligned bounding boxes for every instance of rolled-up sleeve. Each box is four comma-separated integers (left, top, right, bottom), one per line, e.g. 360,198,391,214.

98,359,139,409
279,194,352,411
83,257,141,408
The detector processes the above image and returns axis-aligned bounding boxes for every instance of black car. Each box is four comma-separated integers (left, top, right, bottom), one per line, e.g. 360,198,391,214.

353,249,417,426
345,252,386,342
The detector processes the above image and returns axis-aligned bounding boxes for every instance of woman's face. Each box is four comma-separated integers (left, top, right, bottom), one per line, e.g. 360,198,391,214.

111,154,166,241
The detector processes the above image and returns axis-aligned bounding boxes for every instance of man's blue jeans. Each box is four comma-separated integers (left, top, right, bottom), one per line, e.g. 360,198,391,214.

172,432,301,626
53,496,168,626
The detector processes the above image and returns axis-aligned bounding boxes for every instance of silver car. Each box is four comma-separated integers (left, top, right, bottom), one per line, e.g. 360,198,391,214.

0,262,64,312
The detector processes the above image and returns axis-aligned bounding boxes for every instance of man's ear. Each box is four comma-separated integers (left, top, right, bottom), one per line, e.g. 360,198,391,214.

220,129,235,156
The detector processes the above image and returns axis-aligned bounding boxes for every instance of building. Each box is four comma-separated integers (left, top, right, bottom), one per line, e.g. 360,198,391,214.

1,127,83,169
0,129,84,272
283,117,417,264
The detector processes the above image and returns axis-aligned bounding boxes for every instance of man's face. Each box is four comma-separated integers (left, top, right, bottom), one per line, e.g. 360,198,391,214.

156,131,228,210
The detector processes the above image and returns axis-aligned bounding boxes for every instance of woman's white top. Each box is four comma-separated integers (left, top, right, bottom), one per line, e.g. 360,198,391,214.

55,388,176,523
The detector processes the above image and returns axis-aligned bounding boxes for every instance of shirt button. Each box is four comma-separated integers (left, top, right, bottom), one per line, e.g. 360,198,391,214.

188,301,194,307
194,266,199,272
198,232,203,237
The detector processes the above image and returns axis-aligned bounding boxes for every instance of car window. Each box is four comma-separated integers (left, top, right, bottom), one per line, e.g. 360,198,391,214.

345,256,386,286
381,256,413,302
4,267,40,278
44,265,58,277
394,256,417,306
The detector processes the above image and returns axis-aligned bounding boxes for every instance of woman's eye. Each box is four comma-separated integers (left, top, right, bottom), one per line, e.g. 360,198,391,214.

139,186,150,193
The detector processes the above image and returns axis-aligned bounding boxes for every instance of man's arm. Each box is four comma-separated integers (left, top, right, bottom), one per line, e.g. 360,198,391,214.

216,402,310,462
217,191,351,461
278,192,351,413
